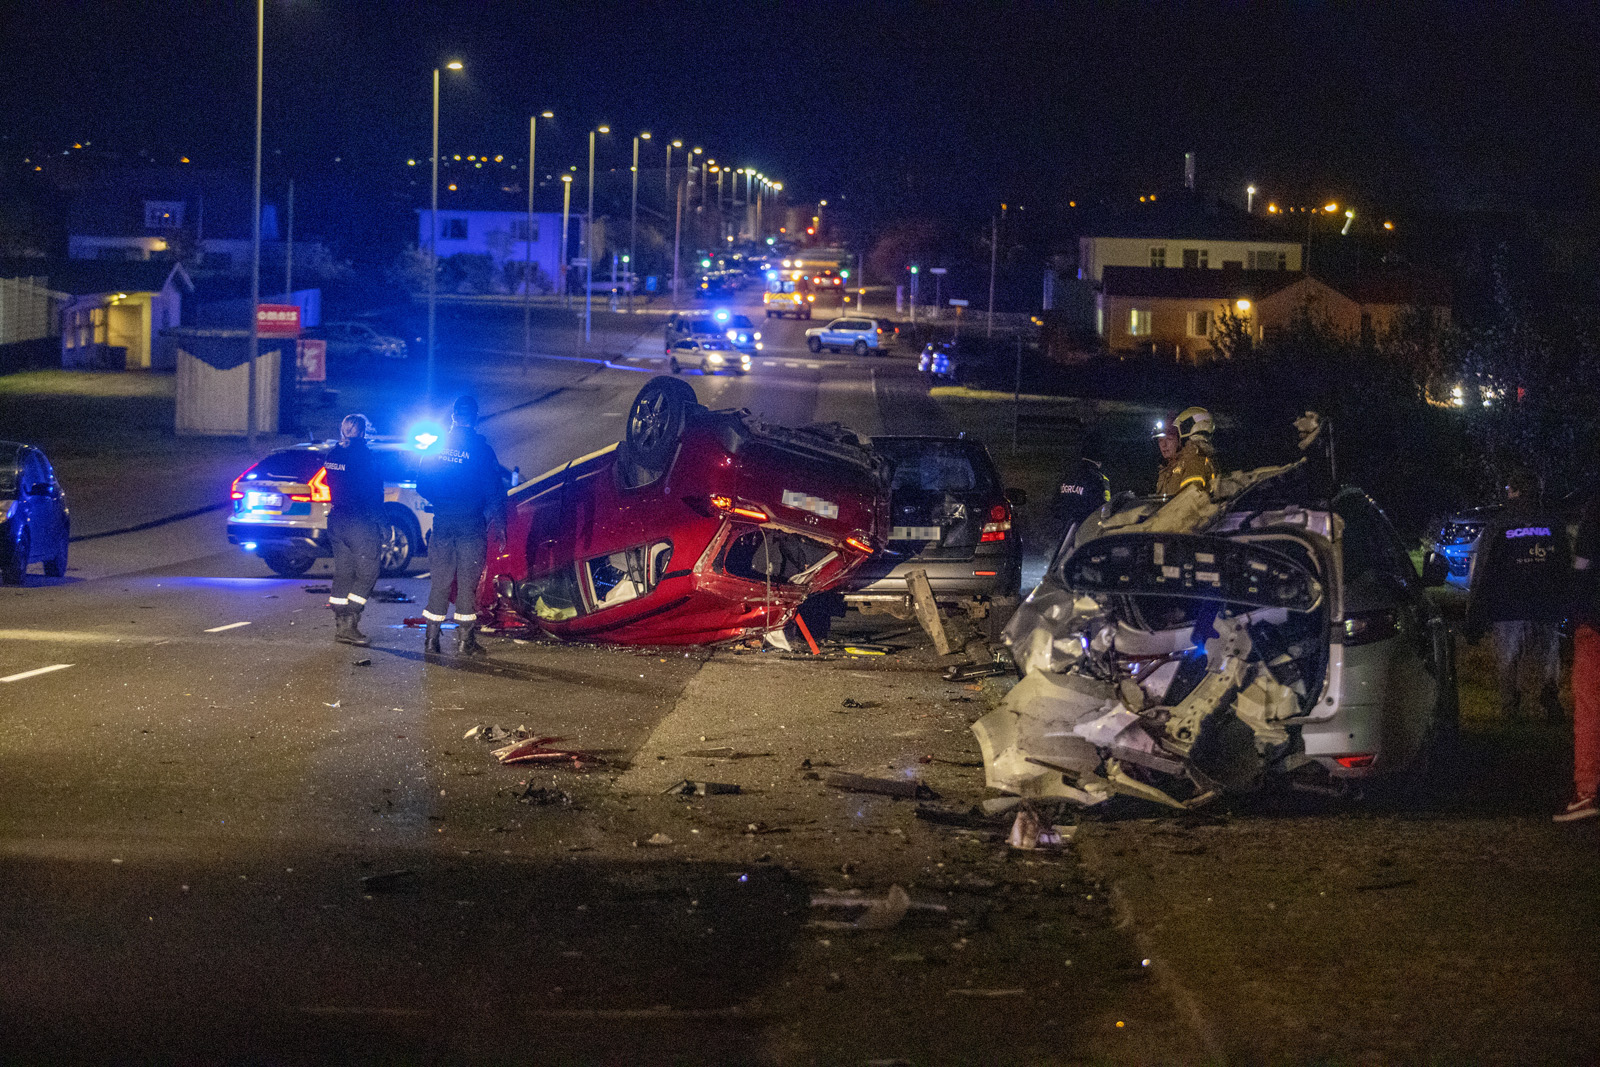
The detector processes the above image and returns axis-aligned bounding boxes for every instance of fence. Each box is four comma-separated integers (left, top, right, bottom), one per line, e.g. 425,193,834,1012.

0,276,65,347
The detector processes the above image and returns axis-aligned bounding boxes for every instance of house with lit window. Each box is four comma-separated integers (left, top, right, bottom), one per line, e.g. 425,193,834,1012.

1098,266,1451,361
1097,266,1298,360
0,259,193,371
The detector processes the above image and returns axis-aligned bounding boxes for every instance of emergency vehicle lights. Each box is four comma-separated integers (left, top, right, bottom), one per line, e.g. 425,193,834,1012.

713,309,729,322
242,542,258,551
845,536,873,553
410,421,445,450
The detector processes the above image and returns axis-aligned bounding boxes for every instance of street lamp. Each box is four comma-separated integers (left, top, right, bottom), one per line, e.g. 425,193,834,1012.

559,174,572,309
247,0,263,447
585,126,610,344
666,139,682,211
630,132,650,313
427,58,465,403
523,109,552,373
1341,208,1355,236
1247,184,1257,213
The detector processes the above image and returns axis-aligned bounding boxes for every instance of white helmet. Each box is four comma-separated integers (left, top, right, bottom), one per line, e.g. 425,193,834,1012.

1175,406,1214,439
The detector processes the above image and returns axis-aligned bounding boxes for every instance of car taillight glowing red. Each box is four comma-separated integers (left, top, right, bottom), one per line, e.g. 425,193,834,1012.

981,502,1012,543
1335,754,1376,769
291,467,331,503
846,535,872,553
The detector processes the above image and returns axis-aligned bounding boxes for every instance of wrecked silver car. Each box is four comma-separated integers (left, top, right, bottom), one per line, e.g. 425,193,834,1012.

975,427,1457,809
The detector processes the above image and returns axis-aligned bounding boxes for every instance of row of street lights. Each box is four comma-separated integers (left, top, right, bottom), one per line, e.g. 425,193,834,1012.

246,28,784,418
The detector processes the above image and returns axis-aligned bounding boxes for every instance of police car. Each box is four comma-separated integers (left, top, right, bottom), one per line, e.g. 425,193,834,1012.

227,438,434,577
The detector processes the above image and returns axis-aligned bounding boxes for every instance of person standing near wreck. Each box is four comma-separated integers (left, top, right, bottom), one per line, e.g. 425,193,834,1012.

1466,467,1569,724
1152,416,1181,494
323,413,384,647
1560,480,1600,821
1157,406,1217,496
418,395,508,657
1053,429,1111,544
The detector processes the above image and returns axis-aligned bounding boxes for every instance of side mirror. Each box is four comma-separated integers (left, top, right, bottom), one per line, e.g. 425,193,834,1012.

1421,551,1450,587
1005,487,1028,506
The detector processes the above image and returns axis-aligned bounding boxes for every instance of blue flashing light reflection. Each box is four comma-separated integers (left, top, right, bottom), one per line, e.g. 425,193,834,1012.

242,542,257,550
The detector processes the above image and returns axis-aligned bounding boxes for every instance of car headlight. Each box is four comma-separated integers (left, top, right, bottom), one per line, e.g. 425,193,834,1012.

708,353,724,362
727,329,737,340
753,331,761,340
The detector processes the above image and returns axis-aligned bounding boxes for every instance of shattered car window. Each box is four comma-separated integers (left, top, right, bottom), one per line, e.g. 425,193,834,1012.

585,542,673,610
719,528,836,585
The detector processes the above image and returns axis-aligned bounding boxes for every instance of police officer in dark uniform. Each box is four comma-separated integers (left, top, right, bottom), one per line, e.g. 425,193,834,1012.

1053,429,1111,544
417,395,507,656
323,413,385,647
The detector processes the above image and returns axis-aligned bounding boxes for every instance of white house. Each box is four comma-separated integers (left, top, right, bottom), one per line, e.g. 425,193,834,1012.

414,208,585,294
1077,198,1303,283
49,260,193,370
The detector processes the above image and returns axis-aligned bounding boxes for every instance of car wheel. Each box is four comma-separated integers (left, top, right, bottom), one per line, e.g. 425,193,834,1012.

43,526,68,578
2,528,28,585
807,337,822,353
668,356,681,373
854,339,868,357
261,547,315,577
623,375,697,474
378,507,417,577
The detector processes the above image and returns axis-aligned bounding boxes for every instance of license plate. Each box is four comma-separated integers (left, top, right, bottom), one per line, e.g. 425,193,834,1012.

248,491,284,511
891,525,942,542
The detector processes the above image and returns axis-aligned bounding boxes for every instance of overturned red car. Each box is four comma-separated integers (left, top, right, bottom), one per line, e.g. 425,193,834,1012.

477,377,889,645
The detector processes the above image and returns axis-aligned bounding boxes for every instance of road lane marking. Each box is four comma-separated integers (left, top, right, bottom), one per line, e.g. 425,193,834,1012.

0,630,165,644
784,361,800,368
204,621,252,633
1,664,74,683
807,363,821,369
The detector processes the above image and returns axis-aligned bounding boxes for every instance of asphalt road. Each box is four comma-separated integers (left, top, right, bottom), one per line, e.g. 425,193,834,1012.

5,290,1597,1065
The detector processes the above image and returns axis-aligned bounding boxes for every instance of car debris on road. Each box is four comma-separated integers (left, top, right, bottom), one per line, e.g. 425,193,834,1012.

490,736,603,767
825,772,939,800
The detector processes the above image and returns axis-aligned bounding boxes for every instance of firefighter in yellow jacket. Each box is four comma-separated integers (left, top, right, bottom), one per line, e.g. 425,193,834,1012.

1156,406,1217,496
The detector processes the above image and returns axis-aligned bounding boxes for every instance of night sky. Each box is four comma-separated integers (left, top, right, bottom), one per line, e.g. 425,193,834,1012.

4,1,1598,222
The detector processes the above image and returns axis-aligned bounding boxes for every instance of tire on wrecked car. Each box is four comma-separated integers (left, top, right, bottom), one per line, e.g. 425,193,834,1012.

621,375,699,480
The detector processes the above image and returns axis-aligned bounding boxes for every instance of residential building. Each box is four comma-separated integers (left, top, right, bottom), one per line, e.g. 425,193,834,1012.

1097,266,1451,361
0,259,193,370
414,206,589,294
63,167,332,278
1077,198,1303,283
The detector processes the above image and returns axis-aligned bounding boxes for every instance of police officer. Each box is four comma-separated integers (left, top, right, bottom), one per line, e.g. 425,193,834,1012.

417,395,507,656
1157,406,1218,496
323,413,384,647
1053,429,1110,542
1466,467,1569,723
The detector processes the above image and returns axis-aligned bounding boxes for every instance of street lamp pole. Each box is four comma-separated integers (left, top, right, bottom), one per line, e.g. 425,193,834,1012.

585,126,608,345
247,0,262,447
987,214,997,338
559,174,572,309
629,132,648,312
522,112,543,375
426,60,461,404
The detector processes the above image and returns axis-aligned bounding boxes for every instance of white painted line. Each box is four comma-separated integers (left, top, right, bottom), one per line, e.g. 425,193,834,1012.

1,663,74,683
414,572,430,579
807,363,821,370
600,412,624,417
204,621,252,633
784,361,800,368
0,629,163,644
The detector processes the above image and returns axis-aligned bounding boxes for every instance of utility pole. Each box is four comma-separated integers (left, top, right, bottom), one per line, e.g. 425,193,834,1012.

247,0,262,448
987,214,997,339
284,179,293,297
